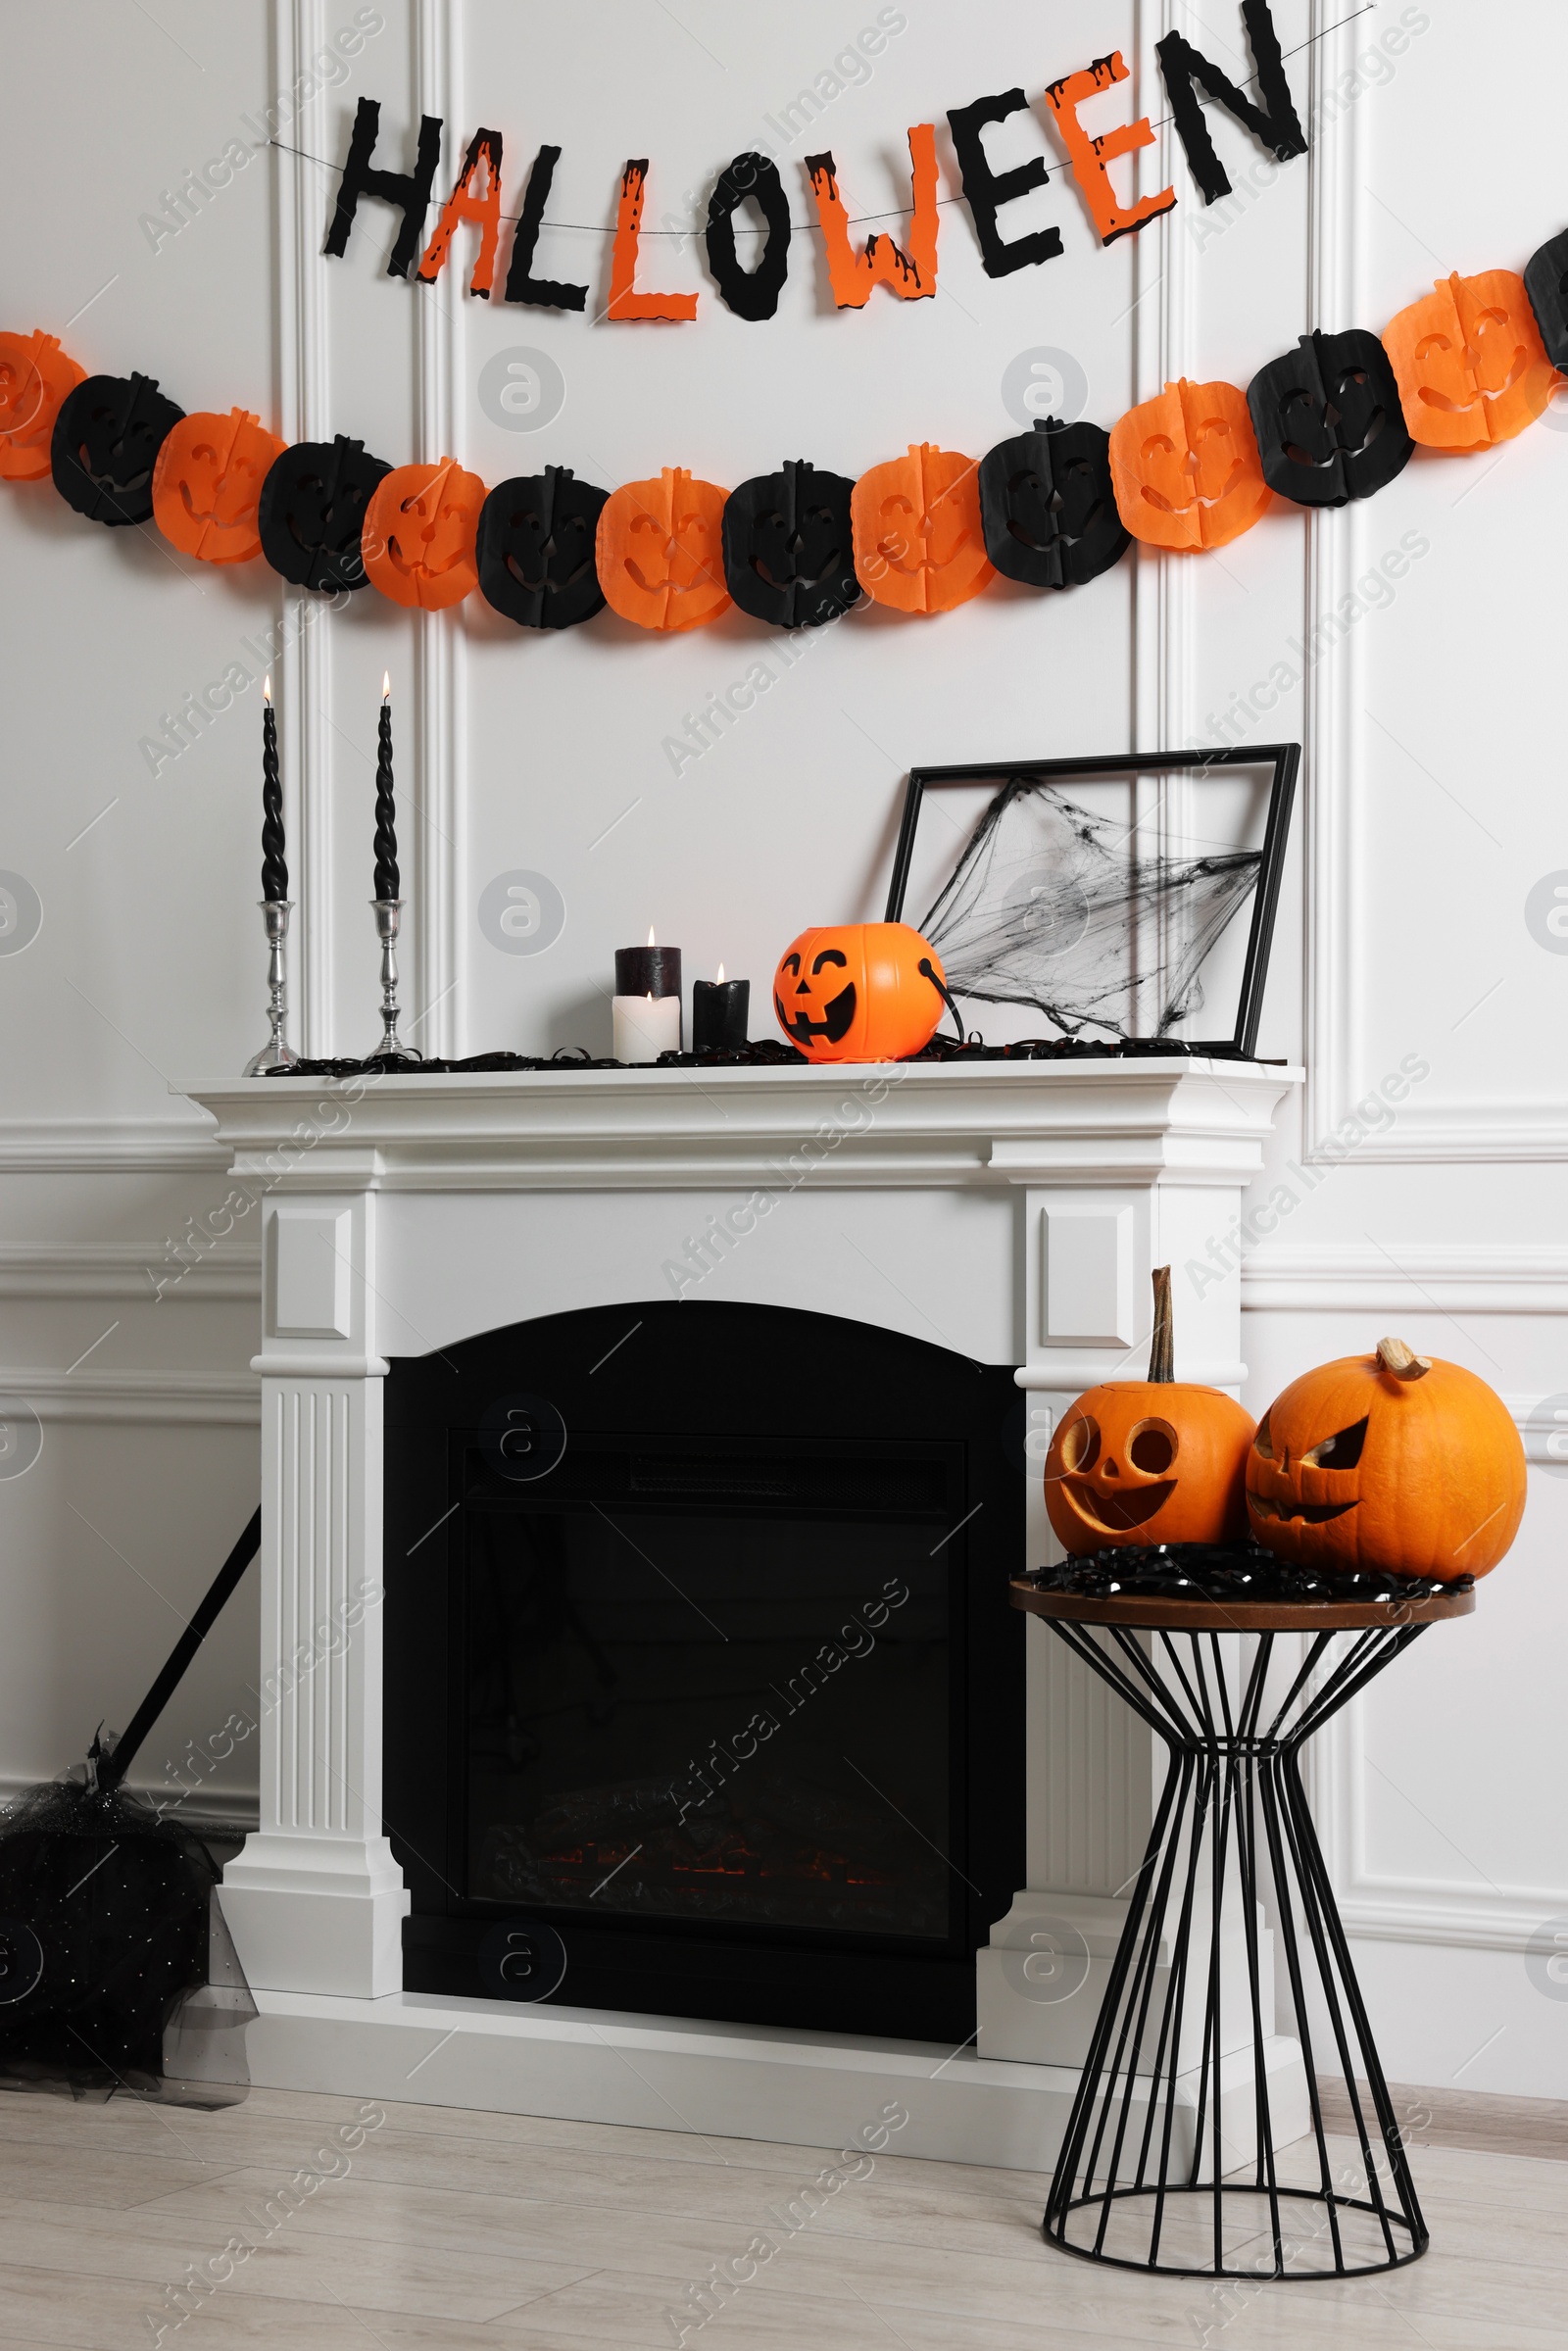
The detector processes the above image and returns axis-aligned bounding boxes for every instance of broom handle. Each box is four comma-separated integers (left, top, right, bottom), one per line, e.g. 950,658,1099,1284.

98,1506,263,1791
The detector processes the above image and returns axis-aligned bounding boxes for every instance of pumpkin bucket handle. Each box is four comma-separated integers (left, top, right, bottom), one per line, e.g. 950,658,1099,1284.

1149,1265,1174,1383
918,956,967,1048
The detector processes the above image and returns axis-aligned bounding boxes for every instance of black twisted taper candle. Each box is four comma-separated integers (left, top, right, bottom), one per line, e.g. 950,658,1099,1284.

373,670,399,902
261,677,287,902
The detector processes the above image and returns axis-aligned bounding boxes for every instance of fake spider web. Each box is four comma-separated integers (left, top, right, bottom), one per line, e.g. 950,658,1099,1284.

918,776,1262,1040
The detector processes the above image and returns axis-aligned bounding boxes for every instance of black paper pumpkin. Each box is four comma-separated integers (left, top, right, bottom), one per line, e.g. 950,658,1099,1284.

257,435,392,592
977,417,1129,590
1524,224,1568,371
475,465,609,630
50,371,184,527
721,459,860,629
1246,328,1412,509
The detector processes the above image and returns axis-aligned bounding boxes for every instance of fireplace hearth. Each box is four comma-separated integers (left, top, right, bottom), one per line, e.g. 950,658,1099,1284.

385,1299,1025,2041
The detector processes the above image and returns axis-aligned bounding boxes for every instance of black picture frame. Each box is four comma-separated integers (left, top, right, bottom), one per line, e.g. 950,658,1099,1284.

882,744,1299,1060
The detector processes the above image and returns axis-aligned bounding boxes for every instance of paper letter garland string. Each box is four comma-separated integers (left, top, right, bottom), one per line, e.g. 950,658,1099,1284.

807,129,939,307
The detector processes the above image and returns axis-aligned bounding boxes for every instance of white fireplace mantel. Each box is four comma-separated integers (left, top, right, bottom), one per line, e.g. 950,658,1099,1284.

178,1055,1301,2163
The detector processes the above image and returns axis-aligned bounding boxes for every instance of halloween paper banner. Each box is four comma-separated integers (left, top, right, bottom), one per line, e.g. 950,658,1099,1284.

4,220,1564,634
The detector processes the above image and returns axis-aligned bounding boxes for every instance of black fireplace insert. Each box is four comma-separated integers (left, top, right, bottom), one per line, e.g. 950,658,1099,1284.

383,1299,1024,2041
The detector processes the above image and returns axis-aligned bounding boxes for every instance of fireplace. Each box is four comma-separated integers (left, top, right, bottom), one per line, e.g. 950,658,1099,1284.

384,1298,1025,2041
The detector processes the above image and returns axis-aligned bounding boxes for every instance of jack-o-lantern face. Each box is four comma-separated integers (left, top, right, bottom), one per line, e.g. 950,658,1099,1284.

721,460,860,629
1246,1339,1528,1582
50,371,185,527
851,444,994,613
596,468,731,631
0,330,85,482
476,466,609,629
363,457,486,610
773,923,946,1062
1247,329,1413,509
258,435,392,592
978,418,1129,589
152,409,286,563
1108,379,1272,552
1045,1386,1253,1551
1384,270,1556,450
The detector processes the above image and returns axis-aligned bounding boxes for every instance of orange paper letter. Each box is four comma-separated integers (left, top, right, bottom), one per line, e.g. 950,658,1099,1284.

608,162,698,321
1044,52,1175,247
417,126,506,297
806,126,939,307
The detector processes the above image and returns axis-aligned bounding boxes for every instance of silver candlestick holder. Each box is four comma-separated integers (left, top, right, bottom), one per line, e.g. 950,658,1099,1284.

370,898,422,1061
244,899,300,1076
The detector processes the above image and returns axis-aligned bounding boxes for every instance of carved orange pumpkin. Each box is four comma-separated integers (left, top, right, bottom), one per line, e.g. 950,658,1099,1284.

0,330,85,482
1045,1269,1254,1553
1108,379,1272,552
1247,1337,1527,1582
851,443,993,613
773,922,947,1061
1384,269,1557,451
362,457,485,610
595,467,731,630
151,409,286,563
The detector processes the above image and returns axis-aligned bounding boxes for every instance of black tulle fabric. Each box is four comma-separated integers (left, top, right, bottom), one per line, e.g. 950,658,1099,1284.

267,1034,1261,1079
0,1778,253,2103
1024,1543,1471,1607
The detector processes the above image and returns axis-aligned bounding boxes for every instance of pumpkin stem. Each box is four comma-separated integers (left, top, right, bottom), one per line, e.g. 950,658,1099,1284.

1377,1335,1432,1382
1149,1266,1174,1383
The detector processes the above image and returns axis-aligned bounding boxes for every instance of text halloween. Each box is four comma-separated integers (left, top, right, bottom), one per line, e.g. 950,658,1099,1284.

321,0,1323,317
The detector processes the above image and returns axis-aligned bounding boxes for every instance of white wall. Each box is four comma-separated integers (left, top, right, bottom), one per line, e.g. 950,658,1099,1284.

1,0,1564,2095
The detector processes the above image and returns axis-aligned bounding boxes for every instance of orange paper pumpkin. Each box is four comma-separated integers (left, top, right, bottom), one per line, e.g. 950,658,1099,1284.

773,922,947,1062
1044,1270,1254,1553
851,444,993,613
362,457,485,610
1384,269,1556,451
1109,379,1272,551
0,330,85,482
595,467,730,630
1246,1337,1527,1582
151,409,285,563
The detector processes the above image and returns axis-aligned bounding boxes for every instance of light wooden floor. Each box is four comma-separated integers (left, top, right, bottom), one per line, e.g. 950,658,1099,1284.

0,2082,1564,2350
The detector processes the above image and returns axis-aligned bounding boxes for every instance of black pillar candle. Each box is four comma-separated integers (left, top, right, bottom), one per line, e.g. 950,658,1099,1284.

261,677,287,902
692,971,749,1052
615,936,682,999
373,670,399,902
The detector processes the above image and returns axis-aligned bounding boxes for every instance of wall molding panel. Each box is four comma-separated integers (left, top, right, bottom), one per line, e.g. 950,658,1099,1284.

0,1367,260,1425
0,1245,261,1300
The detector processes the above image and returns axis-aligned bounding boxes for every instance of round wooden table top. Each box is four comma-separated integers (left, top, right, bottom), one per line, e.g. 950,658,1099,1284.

1009,1573,1476,1633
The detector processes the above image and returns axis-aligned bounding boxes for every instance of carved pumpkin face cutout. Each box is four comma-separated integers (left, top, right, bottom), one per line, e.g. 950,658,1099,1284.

773,923,946,1062
363,457,485,610
1247,329,1413,509
0,331,85,482
50,371,185,527
1108,379,1271,552
258,435,392,592
1384,271,1556,450
851,444,994,613
596,468,731,631
476,466,609,630
1246,1339,1528,1582
721,460,860,629
978,418,1129,590
152,410,286,563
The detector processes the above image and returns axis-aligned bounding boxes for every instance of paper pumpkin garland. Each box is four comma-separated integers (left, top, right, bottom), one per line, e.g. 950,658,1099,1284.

1524,224,1568,371
50,371,184,527
721,460,860,629
978,417,1129,588
475,465,609,629
0,331,85,482
595,467,730,630
151,409,286,564
773,922,947,1062
257,435,392,592
1246,329,1412,509
362,457,485,609
1109,378,1272,551
852,443,993,613
1383,270,1556,451
1246,1337,1527,1583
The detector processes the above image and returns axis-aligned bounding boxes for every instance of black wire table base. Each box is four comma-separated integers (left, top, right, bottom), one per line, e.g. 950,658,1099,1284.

1009,1580,1473,2280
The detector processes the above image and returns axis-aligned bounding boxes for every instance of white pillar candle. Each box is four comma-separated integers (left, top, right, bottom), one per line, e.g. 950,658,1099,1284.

612,992,682,1062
